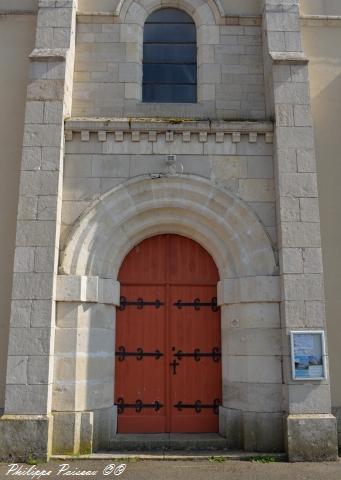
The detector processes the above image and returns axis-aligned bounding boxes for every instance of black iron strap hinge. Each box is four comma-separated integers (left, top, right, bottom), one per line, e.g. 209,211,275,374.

173,347,221,362
116,346,163,361
116,397,163,414
174,399,221,415
173,297,218,311
119,296,164,311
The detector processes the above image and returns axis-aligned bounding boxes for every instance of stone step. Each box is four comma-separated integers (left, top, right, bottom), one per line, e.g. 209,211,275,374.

109,433,228,451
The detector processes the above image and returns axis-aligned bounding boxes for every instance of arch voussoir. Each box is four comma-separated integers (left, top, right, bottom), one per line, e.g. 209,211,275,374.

118,0,221,26
60,175,277,280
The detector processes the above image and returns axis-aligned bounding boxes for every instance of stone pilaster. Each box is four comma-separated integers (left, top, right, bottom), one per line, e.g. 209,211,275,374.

52,276,119,454
218,276,284,452
0,0,78,461
262,0,338,461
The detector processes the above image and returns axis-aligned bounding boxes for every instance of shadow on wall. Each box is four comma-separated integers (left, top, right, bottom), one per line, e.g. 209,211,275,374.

305,28,341,408
301,0,341,16
0,0,37,10
0,14,36,411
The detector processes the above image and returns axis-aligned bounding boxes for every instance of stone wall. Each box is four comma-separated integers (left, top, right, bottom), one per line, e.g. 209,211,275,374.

0,0,37,10
300,0,341,16
61,120,275,249
0,0,339,462
0,12,36,411
0,0,78,462
72,15,265,120
53,119,279,453
301,17,341,434
56,170,280,454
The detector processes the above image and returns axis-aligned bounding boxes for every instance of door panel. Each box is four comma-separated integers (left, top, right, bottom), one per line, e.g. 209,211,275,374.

119,235,168,284
115,234,221,433
169,285,221,432
169,235,219,284
115,285,167,432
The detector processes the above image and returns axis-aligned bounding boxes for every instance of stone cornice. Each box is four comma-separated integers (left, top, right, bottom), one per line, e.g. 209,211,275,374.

65,118,273,133
300,15,341,27
64,118,274,144
29,48,68,60
0,10,36,16
270,51,309,65
56,275,120,305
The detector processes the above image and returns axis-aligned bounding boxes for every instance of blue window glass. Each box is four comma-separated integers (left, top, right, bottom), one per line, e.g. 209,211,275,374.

142,8,197,103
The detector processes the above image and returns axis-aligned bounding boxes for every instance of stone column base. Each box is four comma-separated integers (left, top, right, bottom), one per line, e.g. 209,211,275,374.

0,415,52,462
219,407,243,449
219,406,284,452
52,406,117,455
286,414,338,462
52,412,93,455
93,405,117,451
331,407,341,447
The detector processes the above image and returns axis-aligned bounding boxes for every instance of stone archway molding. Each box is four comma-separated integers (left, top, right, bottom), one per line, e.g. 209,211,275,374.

115,0,224,25
60,175,277,281
54,175,280,454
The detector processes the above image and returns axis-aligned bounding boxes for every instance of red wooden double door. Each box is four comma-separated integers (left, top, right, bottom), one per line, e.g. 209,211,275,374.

115,234,221,433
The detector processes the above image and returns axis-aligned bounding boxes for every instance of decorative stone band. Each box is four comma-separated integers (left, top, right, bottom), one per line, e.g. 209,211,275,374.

0,10,36,15
56,275,120,305
64,119,274,145
217,276,281,305
300,15,341,27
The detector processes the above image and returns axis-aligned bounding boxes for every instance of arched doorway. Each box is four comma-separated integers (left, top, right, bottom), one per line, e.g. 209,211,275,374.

115,234,221,433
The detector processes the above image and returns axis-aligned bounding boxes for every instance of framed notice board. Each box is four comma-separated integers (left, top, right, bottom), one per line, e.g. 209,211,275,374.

290,330,327,381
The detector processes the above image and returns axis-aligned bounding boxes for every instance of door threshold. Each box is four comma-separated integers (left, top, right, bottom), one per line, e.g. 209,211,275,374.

51,451,287,462
108,433,228,451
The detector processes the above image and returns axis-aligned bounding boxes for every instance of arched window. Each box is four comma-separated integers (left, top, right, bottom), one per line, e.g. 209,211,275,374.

142,8,197,103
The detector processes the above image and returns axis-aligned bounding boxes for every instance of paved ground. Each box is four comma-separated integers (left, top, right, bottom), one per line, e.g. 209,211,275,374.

1,458,341,480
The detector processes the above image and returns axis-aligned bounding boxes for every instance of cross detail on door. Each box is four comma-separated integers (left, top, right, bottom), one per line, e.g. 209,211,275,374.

169,359,180,375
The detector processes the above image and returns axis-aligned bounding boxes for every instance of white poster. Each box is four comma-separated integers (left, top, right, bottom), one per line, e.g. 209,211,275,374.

291,331,326,380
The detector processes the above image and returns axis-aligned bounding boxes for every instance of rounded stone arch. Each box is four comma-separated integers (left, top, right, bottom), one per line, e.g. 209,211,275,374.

116,0,223,26
60,175,277,280
116,0,222,103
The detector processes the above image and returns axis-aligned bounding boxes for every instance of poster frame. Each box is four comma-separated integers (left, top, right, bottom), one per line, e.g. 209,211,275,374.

290,330,327,381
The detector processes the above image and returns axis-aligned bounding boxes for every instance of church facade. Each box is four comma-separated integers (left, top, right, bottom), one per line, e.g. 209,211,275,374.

0,0,341,462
